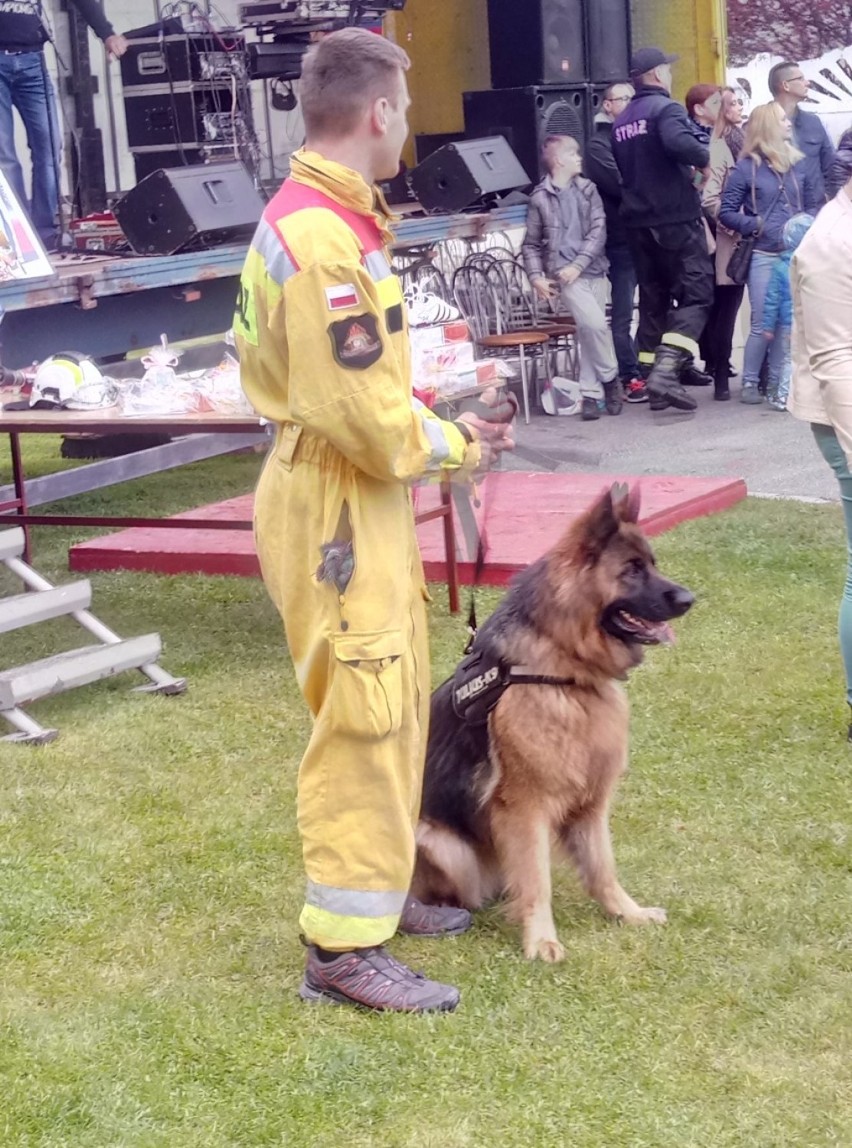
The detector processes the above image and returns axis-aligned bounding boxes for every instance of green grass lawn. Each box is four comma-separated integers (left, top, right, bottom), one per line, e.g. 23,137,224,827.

1,437,850,1147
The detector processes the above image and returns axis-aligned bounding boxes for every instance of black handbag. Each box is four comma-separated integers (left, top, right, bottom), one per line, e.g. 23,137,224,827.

727,165,788,286
726,233,756,285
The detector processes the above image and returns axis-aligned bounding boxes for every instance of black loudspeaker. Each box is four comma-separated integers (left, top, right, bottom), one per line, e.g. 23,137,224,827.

410,137,531,214
585,0,631,83
463,87,588,184
414,131,467,164
114,162,265,255
486,0,587,86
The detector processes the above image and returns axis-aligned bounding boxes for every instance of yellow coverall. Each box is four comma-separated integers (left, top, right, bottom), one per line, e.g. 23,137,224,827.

234,150,480,950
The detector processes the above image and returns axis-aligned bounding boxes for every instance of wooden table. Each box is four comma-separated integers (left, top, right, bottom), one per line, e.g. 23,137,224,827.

0,405,460,611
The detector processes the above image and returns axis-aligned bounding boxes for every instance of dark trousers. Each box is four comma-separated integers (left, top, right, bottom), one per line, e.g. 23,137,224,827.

700,283,745,389
606,242,640,380
627,220,715,360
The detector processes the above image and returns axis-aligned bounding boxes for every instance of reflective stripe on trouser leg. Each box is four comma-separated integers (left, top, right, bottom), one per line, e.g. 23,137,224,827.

253,432,431,950
661,331,700,358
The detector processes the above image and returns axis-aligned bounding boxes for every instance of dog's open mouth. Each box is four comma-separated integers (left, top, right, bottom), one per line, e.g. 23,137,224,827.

605,608,676,646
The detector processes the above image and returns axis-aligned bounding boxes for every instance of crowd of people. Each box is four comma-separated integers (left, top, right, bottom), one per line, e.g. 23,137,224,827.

522,48,840,418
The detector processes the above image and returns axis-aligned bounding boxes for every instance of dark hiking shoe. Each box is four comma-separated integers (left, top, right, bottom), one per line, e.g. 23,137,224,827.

300,944,460,1012
681,362,712,386
398,897,472,937
581,396,600,421
601,378,623,416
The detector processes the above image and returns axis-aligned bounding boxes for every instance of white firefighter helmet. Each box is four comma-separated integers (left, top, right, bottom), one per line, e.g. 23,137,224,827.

30,352,115,410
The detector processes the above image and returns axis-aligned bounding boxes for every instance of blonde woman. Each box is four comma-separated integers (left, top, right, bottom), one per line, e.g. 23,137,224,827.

719,102,818,403
700,103,743,400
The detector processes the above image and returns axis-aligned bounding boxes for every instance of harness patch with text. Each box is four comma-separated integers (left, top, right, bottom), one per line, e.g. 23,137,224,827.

328,313,383,369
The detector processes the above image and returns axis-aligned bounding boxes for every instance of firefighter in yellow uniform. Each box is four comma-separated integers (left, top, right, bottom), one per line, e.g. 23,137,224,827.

234,28,515,1013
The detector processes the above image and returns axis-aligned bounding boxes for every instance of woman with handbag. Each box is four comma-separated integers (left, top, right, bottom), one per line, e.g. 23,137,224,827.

788,142,852,736
719,103,819,404
701,101,746,400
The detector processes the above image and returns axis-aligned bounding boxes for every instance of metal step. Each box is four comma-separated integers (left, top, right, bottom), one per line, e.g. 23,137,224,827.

0,634,162,709
0,527,26,561
0,580,92,635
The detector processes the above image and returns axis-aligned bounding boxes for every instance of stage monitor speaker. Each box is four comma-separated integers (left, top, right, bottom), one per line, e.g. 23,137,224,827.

414,131,467,165
410,137,530,214
114,162,265,256
463,86,587,185
486,0,586,87
585,0,631,83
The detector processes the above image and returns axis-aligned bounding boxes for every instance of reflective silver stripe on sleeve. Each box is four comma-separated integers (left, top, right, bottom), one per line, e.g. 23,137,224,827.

253,218,298,286
305,879,408,918
364,249,392,281
412,397,452,469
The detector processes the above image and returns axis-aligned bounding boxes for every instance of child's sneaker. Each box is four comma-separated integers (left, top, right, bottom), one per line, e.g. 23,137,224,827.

768,393,788,411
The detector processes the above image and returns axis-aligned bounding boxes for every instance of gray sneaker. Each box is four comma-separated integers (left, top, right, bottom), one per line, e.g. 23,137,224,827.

740,383,763,404
398,897,472,937
300,945,461,1012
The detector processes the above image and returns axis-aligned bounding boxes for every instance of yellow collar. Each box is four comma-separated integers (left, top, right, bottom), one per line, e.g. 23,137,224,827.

289,149,396,243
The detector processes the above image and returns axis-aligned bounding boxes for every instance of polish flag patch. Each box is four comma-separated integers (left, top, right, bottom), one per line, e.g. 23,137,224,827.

325,283,359,311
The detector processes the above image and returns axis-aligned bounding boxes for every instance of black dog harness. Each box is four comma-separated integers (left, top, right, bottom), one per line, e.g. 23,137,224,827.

451,646,576,725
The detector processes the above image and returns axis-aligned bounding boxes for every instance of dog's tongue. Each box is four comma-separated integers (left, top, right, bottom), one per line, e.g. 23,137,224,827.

650,620,676,646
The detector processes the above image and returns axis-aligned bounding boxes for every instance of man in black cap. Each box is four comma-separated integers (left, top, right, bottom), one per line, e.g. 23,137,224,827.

611,47,715,413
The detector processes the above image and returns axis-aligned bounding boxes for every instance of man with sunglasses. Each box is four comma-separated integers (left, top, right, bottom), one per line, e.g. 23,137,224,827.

769,61,835,203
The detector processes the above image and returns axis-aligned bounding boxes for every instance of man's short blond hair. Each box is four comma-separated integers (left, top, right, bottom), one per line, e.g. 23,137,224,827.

300,27,410,139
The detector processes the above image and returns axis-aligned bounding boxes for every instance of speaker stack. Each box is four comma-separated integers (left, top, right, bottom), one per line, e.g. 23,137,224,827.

464,0,632,181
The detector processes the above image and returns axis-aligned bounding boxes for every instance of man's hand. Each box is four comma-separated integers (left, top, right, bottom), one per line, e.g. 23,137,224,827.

532,276,557,302
457,386,517,473
105,34,129,59
763,330,775,341
557,265,581,286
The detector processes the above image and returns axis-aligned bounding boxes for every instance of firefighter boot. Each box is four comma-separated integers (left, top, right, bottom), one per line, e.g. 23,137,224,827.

646,346,698,412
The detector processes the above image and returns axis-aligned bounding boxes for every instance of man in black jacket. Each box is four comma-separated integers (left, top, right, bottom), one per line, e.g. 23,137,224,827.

0,0,127,247
612,47,715,413
584,80,645,402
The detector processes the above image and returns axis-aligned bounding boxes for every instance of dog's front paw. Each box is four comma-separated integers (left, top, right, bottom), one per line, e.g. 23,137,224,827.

524,936,566,962
620,905,667,925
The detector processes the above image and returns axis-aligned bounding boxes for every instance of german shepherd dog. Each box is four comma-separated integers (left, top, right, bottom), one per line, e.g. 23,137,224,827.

413,484,694,961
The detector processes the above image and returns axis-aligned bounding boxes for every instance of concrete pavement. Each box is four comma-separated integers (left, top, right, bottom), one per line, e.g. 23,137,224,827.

508,385,836,502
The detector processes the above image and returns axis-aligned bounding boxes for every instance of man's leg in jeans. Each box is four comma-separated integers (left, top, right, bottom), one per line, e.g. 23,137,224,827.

606,243,640,381
13,54,60,246
0,57,29,217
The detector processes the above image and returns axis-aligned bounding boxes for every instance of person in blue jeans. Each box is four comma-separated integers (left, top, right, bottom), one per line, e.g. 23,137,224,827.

0,0,127,247
788,141,852,737
761,212,813,410
719,102,819,405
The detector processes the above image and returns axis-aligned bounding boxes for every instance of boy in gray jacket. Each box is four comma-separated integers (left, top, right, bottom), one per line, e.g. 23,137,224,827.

522,134,621,419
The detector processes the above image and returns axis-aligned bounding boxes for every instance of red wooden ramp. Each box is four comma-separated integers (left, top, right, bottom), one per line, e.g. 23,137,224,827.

69,471,747,584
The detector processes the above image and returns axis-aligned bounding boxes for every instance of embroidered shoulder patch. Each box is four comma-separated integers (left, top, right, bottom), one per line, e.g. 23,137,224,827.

328,313,383,370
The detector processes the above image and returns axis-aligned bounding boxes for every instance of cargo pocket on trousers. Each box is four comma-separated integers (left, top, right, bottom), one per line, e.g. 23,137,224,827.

330,630,404,739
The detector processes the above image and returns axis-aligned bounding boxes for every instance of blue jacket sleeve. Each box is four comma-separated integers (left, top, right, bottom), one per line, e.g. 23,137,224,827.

719,162,760,236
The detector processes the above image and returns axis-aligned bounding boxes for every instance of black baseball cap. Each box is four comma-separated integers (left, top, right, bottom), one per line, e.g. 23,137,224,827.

630,47,678,77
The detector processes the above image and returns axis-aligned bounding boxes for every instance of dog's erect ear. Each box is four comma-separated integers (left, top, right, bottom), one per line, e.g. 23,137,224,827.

578,486,621,560
611,481,641,524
